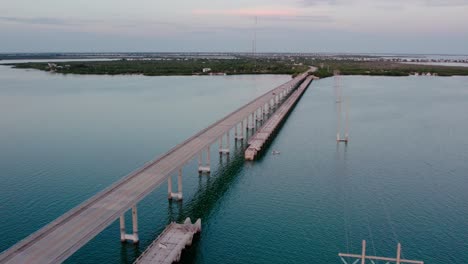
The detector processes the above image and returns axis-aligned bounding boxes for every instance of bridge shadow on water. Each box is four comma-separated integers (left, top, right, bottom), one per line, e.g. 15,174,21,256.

119,104,298,263
118,140,251,264
166,140,250,263
122,109,289,263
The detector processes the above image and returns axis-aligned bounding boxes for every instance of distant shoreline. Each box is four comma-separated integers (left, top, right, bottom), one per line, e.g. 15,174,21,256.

5,58,309,77
4,56,468,79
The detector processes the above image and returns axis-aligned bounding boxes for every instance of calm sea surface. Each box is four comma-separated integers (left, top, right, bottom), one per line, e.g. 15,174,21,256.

0,65,467,264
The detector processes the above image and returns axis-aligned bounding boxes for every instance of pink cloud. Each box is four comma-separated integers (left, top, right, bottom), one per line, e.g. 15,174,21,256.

193,8,300,17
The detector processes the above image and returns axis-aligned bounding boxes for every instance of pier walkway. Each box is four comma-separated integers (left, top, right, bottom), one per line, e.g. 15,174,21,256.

134,218,201,264
0,72,311,264
245,76,314,160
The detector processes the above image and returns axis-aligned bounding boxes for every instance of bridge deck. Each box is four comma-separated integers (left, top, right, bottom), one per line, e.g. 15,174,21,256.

245,76,313,160
134,218,201,264
0,72,310,264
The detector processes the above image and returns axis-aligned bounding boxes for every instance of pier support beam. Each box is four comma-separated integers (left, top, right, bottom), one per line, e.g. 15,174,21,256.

168,169,183,200
198,147,211,174
119,205,139,244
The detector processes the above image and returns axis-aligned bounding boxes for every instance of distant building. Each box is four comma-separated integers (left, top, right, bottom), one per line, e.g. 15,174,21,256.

47,63,57,71
202,68,211,73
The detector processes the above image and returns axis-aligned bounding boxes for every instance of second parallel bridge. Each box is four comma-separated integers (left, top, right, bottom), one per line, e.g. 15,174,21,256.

245,76,314,160
0,72,312,263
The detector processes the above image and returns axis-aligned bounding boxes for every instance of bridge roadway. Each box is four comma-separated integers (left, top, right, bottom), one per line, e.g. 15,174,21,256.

0,72,311,263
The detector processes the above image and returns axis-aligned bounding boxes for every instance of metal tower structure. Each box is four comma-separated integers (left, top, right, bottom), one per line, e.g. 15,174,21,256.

334,70,342,104
252,16,258,71
335,71,349,143
339,240,424,264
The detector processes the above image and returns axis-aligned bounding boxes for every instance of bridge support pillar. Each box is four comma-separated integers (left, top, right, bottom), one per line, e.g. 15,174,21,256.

120,216,125,242
198,147,211,174
119,205,139,244
256,108,263,121
168,169,183,200
247,113,255,130
219,132,230,154
235,121,244,141
240,120,244,139
131,206,139,243
177,169,183,199
336,133,349,144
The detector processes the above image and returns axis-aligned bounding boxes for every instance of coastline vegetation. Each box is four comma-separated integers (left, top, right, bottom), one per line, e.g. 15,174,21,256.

8,58,309,76
306,60,468,78
7,57,468,79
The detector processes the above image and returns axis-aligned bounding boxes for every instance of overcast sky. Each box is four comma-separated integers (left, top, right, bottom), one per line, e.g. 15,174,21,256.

1,0,467,54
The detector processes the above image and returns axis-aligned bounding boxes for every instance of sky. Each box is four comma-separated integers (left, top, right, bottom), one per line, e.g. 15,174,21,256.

1,0,468,54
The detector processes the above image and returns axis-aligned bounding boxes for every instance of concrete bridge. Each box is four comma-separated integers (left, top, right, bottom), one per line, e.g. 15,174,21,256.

0,71,313,264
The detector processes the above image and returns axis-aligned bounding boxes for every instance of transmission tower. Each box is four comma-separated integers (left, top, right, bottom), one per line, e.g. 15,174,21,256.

339,240,424,264
252,16,257,71
335,71,349,143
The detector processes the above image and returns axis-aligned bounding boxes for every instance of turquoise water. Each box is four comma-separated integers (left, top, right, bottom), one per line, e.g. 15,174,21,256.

0,66,467,264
